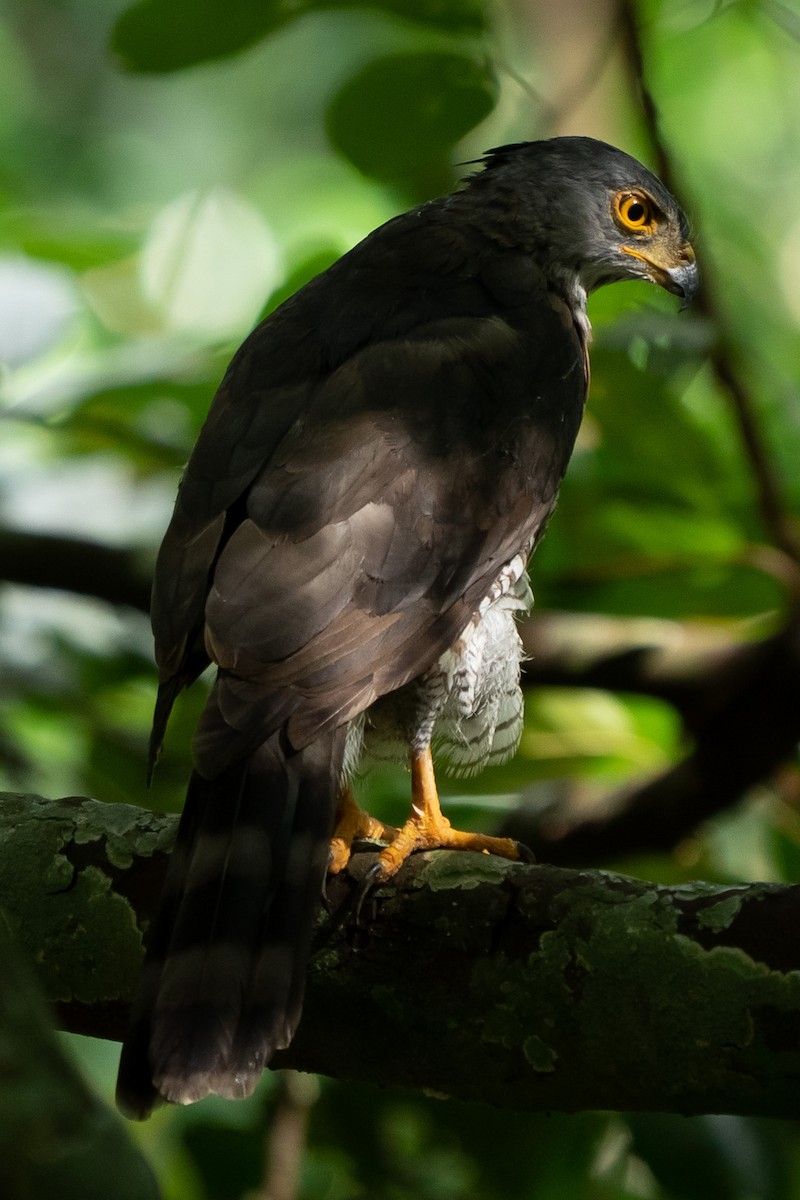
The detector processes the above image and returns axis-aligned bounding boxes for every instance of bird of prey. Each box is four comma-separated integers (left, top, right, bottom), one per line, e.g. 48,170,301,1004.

116,136,697,1117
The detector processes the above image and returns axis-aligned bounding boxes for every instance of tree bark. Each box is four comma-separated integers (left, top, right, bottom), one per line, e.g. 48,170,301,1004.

2,791,800,1118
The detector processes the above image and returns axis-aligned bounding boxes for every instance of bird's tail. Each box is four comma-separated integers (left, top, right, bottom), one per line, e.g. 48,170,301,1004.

116,728,344,1119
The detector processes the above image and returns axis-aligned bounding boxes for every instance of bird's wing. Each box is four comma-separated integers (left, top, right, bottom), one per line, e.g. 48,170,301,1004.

151,240,587,773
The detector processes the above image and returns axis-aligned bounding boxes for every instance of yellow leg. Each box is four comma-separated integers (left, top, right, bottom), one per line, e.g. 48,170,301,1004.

373,745,522,881
329,786,399,874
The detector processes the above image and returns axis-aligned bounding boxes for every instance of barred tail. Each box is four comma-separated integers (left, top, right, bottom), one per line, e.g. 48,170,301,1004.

116,728,344,1119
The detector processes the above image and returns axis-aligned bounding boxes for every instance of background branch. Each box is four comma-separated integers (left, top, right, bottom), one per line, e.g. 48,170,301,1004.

2,527,798,867
618,0,800,566
515,613,800,863
0,528,152,613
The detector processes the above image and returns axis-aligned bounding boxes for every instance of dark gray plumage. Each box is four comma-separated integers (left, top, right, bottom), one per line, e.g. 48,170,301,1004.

116,136,697,1118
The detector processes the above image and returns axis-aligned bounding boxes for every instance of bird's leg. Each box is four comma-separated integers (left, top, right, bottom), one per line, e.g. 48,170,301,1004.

371,744,523,882
328,786,399,874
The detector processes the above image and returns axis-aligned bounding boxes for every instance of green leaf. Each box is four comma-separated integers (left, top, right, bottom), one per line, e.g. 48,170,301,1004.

0,209,138,272
536,561,786,621
112,0,293,73
325,51,497,193
112,0,487,73
364,0,486,29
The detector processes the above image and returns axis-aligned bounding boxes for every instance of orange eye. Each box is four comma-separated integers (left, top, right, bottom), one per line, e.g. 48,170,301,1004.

615,192,655,232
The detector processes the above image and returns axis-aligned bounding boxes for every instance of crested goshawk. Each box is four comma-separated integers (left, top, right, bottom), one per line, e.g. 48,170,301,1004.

116,136,698,1117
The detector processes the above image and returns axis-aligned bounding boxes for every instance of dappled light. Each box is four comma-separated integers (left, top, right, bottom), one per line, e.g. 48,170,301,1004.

3,0,800,1197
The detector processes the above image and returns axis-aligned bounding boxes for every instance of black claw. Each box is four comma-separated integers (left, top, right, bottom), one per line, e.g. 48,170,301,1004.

321,848,338,911
516,840,536,865
354,861,386,924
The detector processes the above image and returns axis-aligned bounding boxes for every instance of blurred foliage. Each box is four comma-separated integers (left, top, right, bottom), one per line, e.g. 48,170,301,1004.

0,925,159,1200
2,0,800,1195
112,0,488,73
325,51,498,196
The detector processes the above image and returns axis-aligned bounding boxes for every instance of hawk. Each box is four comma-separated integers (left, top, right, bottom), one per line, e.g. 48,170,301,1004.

116,136,697,1117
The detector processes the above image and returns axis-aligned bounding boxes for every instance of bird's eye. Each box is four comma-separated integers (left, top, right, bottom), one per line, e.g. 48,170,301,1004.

614,192,655,233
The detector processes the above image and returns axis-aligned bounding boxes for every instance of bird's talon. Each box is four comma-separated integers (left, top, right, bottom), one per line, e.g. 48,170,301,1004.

329,788,398,876
354,861,386,924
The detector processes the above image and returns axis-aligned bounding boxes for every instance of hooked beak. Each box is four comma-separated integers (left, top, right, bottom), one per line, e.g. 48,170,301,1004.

659,257,700,310
621,245,699,310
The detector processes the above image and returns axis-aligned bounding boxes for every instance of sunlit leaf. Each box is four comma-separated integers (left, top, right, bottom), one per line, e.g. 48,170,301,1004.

140,189,283,339
0,207,139,272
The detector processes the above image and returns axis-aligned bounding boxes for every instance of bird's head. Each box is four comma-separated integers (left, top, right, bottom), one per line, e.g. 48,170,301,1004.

472,137,699,308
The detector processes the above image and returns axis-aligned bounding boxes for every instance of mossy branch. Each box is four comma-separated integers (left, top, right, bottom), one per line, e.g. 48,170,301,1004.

2,792,800,1119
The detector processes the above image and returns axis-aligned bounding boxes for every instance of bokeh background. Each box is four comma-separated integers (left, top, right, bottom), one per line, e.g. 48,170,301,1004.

3,0,800,1196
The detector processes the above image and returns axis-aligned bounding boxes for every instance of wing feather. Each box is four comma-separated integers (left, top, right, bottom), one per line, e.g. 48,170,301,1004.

151,214,587,773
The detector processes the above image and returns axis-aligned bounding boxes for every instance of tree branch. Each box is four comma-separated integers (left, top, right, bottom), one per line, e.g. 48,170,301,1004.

520,610,755,718
512,614,800,863
0,516,789,733
0,528,152,613
618,0,800,565
4,791,800,1118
